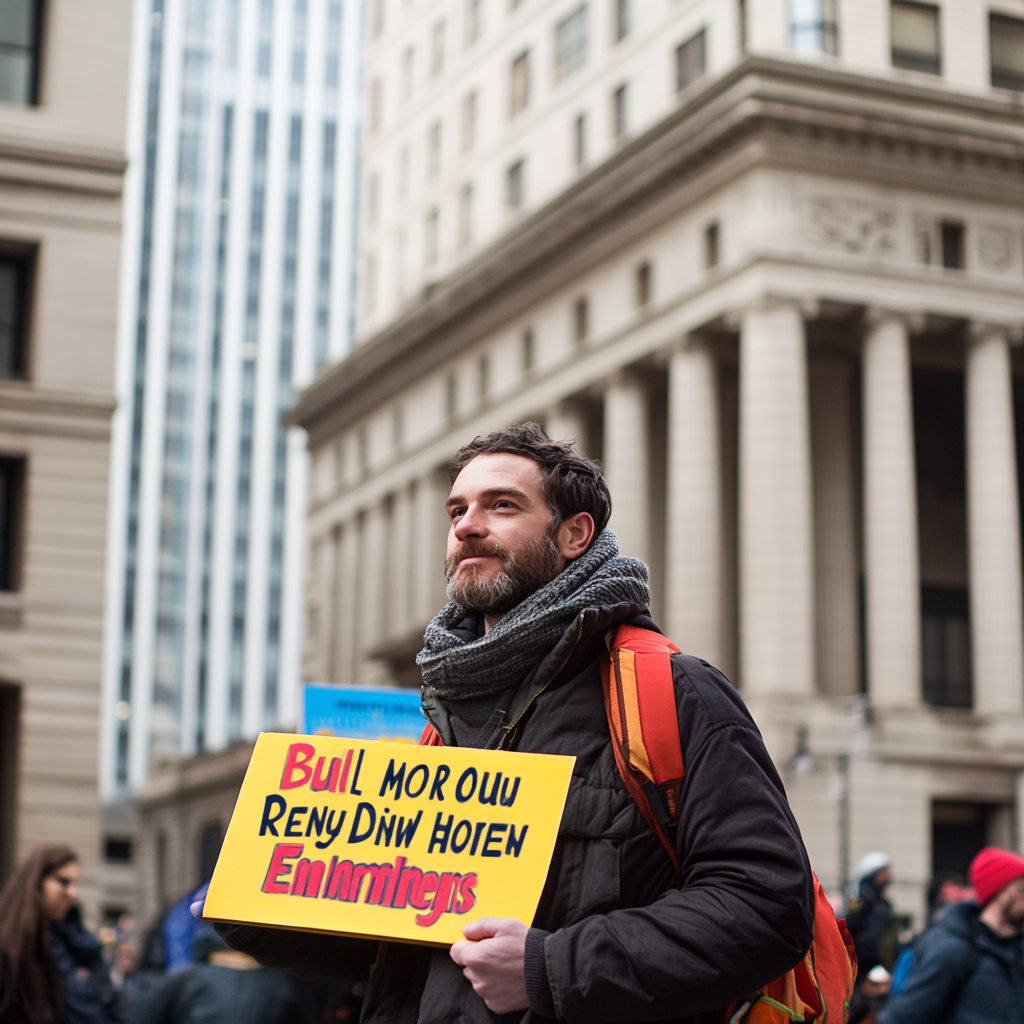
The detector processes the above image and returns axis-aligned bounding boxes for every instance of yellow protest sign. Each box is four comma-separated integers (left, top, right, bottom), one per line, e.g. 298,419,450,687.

203,732,575,946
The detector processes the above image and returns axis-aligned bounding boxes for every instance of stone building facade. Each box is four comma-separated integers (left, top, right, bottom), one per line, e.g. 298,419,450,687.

293,1,1024,926
0,0,132,923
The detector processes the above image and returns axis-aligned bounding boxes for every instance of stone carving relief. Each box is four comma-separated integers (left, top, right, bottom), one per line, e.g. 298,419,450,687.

807,197,897,257
978,223,1014,273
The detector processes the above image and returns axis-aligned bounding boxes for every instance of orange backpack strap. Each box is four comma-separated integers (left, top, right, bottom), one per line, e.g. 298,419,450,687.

418,722,444,746
601,624,684,874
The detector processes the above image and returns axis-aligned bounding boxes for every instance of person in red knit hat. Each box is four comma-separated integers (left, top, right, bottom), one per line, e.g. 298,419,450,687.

881,846,1024,1024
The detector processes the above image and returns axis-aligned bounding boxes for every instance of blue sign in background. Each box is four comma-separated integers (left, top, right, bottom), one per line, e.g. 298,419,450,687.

302,683,425,742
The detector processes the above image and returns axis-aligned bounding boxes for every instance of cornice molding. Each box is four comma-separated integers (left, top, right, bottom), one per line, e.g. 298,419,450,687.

290,56,1024,444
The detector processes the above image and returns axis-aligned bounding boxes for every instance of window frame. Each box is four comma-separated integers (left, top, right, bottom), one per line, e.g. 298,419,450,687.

891,0,942,76
0,456,26,593
675,28,707,93
990,12,1024,91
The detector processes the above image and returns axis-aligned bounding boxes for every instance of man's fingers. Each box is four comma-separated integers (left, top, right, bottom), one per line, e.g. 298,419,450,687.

460,916,504,941
450,939,472,966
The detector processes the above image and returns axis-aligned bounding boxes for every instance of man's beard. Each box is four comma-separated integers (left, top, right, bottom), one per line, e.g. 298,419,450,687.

445,529,560,616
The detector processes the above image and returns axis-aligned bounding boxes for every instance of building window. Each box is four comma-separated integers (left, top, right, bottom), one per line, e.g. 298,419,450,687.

425,207,440,266
612,82,628,140
676,29,706,93
921,586,971,708
790,0,838,55
574,296,589,345
478,353,489,401
522,327,535,374
369,77,383,133
392,405,404,446
891,1,941,75
0,457,24,592
458,183,473,247
445,372,458,420
466,0,483,46
461,91,477,151
573,111,586,167
614,0,630,43
555,5,588,81
940,221,964,269
365,254,377,315
428,120,442,177
370,0,386,39
358,428,369,474
0,257,28,378
432,20,445,77
104,837,133,863
705,221,720,268
506,158,524,209
367,173,380,226
401,47,414,101
511,50,530,116
990,13,1024,91
0,0,42,105
635,261,651,307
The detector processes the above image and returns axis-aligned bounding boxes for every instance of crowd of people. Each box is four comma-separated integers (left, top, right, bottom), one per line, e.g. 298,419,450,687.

0,845,362,1024
1,838,1022,1023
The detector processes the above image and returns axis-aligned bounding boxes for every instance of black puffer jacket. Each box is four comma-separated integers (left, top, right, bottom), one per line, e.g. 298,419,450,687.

218,608,814,1024
49,907,122,1024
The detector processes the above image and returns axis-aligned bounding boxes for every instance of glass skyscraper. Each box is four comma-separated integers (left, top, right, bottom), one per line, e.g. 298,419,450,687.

101,0,360,799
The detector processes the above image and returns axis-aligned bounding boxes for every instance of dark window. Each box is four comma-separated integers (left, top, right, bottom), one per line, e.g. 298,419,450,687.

0,682,19,885
573,111,586,167
612,82,627,139
510,50,529,116
506,158,524,209
197,821,223,884
940,221,964,269
921,585,972,708
104,837,133,863
522,327,535,374
739,0,748,52
574,297,589,344
0,257,28,378
614,0,630,42
705,221,720,268
892,1,941,74
635,261,651,307
0,0,42,106
0,458,24,592
676,29,706,93
991,13,1024,90
932,802,991,885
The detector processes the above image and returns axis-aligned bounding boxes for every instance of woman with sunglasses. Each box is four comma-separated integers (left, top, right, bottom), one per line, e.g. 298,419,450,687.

0,845,122,1024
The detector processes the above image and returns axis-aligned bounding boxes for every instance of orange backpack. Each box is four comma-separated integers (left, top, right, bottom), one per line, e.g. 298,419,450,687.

420,623,857,1024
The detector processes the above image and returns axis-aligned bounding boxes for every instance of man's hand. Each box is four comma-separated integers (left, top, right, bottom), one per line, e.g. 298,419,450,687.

450,917,530,1015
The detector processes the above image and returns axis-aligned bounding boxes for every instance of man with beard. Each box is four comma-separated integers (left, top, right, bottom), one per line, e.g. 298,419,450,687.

210,423,815,1023
881,847,1024,1024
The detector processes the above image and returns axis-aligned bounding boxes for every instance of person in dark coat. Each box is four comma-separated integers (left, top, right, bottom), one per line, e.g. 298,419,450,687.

0,845,122,1024
847,851,897,976
125,932,313,1024
205,424,816,1024
881,847,1024,1024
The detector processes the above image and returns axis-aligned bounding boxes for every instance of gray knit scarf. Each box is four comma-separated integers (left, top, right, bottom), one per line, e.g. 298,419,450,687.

416,530,650,699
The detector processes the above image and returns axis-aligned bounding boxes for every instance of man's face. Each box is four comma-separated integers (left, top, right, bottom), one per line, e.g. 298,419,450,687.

998,877,1024,930
445,453,562,617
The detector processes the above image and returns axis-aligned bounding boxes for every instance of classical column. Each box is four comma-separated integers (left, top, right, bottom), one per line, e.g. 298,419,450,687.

862,310,921,708
738,298,815,696
811,358,860,696
546,400,588,449
966,323,1024,716
604,372,650,563
665,337,722,665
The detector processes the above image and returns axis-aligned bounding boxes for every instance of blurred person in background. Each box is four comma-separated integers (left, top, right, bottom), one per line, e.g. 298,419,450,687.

0,845,122,1024
847,851,899,975
881,847,1024,1024
125,930,314,1024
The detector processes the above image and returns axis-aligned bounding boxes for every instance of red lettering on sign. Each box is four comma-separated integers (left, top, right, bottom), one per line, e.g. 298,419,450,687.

280,743,316,789
261,843,304,894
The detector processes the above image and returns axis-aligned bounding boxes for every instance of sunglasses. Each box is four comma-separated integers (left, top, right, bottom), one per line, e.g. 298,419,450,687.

51,875,76,888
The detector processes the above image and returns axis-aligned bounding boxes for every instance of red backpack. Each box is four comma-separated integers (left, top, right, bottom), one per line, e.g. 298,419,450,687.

420,623,857,1024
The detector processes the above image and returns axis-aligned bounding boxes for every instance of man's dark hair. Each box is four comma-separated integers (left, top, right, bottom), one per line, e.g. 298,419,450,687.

448,421,611,534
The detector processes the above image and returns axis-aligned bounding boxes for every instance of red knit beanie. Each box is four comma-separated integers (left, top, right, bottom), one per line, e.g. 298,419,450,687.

969,847,1024,906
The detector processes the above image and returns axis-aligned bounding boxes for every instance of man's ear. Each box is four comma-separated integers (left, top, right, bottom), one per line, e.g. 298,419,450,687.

557,512,595,562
